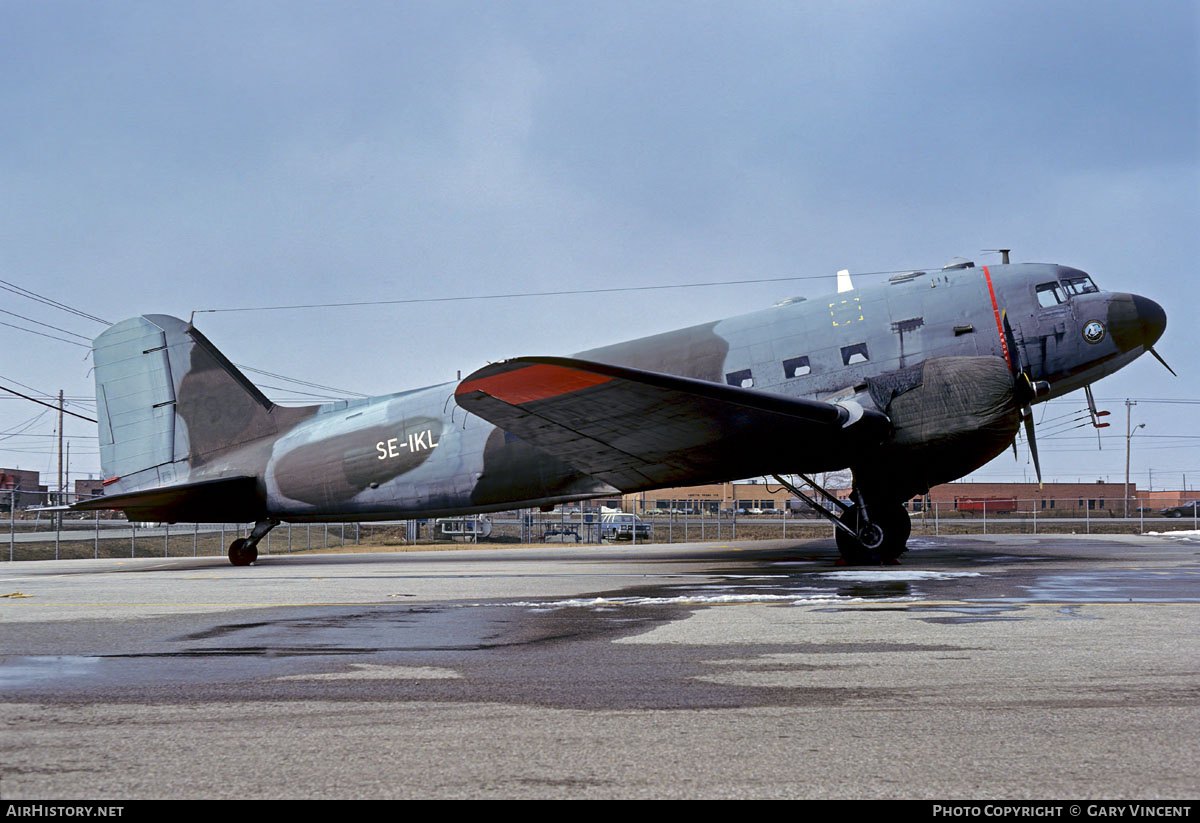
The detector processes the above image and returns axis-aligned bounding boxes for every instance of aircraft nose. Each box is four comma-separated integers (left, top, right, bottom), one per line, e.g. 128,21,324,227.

1107,293,1167,352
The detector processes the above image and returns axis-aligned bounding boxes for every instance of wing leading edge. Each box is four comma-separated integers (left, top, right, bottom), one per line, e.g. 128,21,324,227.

455,356,890,492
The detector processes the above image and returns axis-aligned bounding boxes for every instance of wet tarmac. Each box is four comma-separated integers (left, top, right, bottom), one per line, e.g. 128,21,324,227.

1,533,1198,798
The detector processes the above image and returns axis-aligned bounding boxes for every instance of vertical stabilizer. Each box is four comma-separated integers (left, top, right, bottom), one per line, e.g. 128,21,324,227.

92,315,284,490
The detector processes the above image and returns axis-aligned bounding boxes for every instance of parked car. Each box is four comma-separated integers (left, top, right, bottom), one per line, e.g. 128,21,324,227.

599,513,652,540
1159,501,1199,518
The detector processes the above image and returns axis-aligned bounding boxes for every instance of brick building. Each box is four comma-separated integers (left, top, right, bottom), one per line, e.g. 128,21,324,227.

915,480,1140,513
74,478,105,502
0,468,47,511
599,478,1169,517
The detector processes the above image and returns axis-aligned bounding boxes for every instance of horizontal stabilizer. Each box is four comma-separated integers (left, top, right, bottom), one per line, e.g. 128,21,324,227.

455,356,888,490
70,476,266,523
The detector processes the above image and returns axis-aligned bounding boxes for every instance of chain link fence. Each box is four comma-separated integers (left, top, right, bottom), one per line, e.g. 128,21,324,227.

4,489,1197,561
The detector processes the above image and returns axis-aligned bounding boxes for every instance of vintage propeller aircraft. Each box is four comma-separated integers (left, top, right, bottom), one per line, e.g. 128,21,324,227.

72,256,1169,565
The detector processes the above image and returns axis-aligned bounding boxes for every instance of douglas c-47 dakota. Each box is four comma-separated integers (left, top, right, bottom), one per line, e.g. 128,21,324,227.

73,256,1170,565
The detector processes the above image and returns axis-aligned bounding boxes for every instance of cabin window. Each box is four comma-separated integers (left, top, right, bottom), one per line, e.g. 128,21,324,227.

1037,282,1064,307
725,369,754,389
782,356,810,378
840,343,869,366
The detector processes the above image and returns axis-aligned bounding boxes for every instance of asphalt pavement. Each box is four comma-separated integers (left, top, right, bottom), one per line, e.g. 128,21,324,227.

1,533,1197,799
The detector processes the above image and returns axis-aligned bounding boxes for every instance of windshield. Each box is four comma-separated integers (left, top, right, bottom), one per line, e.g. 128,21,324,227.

1037,274,1099,308
1061,274,1099,296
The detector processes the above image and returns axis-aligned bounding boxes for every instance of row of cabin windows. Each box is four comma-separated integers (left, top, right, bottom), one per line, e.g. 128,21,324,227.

726,344,870,388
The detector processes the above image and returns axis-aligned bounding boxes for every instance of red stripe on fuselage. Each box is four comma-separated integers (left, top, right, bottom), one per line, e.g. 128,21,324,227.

983,265,1013,372
456,363,612,405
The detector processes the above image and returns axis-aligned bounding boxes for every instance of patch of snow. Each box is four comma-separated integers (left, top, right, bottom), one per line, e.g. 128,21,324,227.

819,570,982,582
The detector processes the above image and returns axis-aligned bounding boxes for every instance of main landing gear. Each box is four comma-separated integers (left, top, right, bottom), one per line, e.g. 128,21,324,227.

772,474,910,565
227,519,278,566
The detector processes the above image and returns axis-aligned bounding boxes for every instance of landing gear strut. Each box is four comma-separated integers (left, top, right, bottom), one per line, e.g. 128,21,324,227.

772,474,910,565
227,519,278,566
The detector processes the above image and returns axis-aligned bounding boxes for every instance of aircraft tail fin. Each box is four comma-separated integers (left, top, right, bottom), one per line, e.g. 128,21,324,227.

92,315,279,491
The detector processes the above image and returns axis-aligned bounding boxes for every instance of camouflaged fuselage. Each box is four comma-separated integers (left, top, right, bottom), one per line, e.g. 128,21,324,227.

91,263,1165,522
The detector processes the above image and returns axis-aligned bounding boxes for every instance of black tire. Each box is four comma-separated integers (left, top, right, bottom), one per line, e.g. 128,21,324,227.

834,502,910,564
875,503,911,562
228,538,258,566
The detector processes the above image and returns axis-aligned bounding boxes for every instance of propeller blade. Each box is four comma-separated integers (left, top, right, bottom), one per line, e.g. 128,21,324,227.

1148,346,1177,377
1001,310,1020,375
1023,407,1042,487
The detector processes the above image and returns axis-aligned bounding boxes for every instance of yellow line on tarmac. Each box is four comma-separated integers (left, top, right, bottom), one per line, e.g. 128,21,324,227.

0,601,406,608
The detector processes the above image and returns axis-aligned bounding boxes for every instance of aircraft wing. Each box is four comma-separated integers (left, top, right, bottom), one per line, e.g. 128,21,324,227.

455,357,889,491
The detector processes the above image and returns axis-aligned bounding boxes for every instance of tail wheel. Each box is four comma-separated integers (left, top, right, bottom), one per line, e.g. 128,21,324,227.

228,538,258,566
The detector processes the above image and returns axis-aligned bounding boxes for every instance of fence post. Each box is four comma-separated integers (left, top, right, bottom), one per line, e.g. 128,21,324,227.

982,500,987,536
1033,501,1037,535
164,522,169,557
55,501,61,560
131,521,136,558
193,522,198,557
95,510,100,559
1086,503,1090,534
9,490,14,562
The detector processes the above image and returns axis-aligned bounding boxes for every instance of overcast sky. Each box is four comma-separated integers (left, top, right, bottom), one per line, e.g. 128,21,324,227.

2,1,1197,493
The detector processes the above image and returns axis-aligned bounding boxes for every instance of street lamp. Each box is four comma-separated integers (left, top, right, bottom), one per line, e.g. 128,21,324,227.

1124,398,1146,517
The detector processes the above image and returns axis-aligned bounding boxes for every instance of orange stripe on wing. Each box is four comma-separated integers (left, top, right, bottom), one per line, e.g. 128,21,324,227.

456,363,612,404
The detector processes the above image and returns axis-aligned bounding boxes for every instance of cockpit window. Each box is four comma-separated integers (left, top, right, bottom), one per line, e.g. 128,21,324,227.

1061,274,1099,296
1036,282,1064,308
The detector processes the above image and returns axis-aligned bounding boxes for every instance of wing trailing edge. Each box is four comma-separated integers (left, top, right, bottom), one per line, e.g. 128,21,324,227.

70,476,266,523
455,356,889,491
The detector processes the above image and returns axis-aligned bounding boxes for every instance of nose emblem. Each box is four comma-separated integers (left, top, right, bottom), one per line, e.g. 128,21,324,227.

1082,320,1106,344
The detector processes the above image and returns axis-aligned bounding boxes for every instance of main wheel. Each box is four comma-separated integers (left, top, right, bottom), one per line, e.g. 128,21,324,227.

228,538,258,566
834,503,910,565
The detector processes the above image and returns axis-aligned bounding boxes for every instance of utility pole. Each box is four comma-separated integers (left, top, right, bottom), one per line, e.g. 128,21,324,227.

57,389,64,527
1124,400,1138,517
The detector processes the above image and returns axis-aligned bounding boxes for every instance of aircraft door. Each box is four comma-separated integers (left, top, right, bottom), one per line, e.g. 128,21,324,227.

1023,281,1075,380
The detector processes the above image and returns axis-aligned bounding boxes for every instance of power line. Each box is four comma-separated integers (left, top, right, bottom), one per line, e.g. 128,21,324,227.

0,375,91,411
0,309,92,340
0,319,92,347
0,384,96,423
191,267,935,315
235,365,369,398
0,278,110,325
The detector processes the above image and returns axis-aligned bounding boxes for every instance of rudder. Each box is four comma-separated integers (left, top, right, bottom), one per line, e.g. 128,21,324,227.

92,315,279,492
